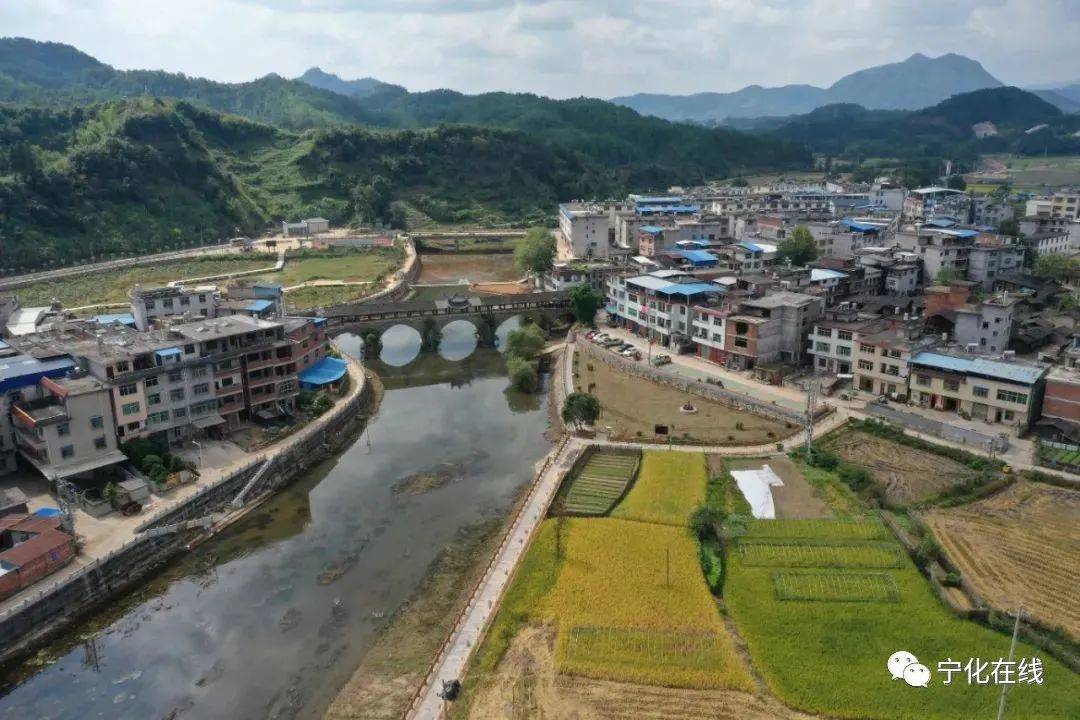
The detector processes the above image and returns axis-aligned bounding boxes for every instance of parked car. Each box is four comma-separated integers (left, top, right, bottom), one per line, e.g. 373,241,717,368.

651,354,672,366
619,348,637,357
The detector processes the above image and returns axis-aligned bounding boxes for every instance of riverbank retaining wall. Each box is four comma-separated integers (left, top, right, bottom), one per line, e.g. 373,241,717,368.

0,371,376,666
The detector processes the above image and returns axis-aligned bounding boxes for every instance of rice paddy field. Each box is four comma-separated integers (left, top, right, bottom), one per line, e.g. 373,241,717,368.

725,515,1080,719
559,450,640,516
467,449,751,696
608,450,707,527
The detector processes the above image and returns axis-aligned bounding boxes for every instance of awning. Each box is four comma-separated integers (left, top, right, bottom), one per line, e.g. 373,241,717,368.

27,449,128,480
192,414,226,429
298,356,348,389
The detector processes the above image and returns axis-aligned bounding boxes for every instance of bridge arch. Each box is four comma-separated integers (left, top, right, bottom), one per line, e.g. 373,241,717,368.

439,319,479,361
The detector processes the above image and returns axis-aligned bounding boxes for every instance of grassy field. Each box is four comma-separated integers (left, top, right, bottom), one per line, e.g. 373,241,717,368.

13,246,403,311
559,450,640,516
14,255,273,308
725,515,1080,719
609,450,707,527
983,154,1080,189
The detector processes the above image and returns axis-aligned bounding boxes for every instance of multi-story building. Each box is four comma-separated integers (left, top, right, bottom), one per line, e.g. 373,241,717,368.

852,325,938,398
130,285,217,331
908,351,1046,429
1027,230,1072,257
1039,366,1080,441
558,203,609,259
605,271,725,347
967,243,1025,291
722,291,823,370
970,195,1014,227
897,227,977,282
1050,192,1080,222
10,374,125,482
1,351,78,476
807,312,881,375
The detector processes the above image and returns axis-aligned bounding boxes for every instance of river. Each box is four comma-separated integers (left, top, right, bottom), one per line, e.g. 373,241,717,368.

0,321,551,720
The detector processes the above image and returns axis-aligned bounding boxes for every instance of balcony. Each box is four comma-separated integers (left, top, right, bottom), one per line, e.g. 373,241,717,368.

218,398,245,415
12,400,68,429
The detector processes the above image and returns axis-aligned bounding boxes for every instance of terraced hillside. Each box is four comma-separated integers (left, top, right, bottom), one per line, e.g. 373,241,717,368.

560,451,640,516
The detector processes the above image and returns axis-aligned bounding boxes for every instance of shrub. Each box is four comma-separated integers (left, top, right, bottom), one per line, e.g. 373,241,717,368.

943,571,963,588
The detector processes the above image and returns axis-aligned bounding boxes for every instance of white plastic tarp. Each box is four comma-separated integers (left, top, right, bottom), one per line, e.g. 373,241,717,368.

730,465,785,519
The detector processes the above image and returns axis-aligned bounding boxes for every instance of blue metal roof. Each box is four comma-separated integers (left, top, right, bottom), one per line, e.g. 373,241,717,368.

939,229,979,239
639,225,665,234
636,204,699,214
738,242,764,253
910,352,1045,385
678,250,719,265
924,218,957,228
841,218,881,233
675,240,708,248
298,356,348,388
811,268,848,281
245,299,275,312
92,313,136,327
155,347,182,358
0,355,77,394
656,282,723,298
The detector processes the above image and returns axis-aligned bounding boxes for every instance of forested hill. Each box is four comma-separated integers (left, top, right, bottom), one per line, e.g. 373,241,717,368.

766,87,1080,160
0,37,812,185
0,99,623,271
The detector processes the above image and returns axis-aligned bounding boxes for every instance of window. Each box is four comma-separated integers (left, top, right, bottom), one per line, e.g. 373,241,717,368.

192,366,208,378
57,422,70,436
168,371,183,383
837,330,853,341
859,344,874,353
944,379,960,392
90,415,104,429
116,361,129,373
163,298,174,309
122,402,141,415
817,328,833,338
837,346,852,357
858,359,874,371
148,411,169,425
127,422,140,431
148,393,162,406
94,437,107,450
170,388,185,402
119,383,138,396
916,375,930,386
185,344,195,354
61,445,74,459
973,386,989,398
173,408,187,419
815,342,830,352
888,349,902,359
734,338,748,348
996,389,1028,405
145,376,159,388
194,383,210,396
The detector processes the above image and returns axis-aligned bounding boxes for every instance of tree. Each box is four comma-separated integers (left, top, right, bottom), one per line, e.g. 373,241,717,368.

997,217,1020,237
514,226,556,276
934,267,964,284
505,323,545,360
507,355,540,393
945,174,967,191
777,225,818,266
1034,254,1079,283
561,392,600,430
568,283,602,326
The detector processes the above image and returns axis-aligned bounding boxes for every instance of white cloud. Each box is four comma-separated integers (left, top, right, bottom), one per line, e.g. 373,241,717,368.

1,0,1077,97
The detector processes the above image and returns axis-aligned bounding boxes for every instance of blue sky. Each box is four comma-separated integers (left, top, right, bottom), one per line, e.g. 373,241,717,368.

4,0,1078,97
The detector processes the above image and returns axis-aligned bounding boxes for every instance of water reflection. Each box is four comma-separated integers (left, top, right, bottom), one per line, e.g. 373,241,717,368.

438,320,478,362
0,346,551,720
495,315,522,351
376,325,422,367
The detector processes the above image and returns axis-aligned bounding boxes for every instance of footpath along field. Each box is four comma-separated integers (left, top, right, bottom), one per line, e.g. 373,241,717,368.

460,449,752,719
725,514,1080,719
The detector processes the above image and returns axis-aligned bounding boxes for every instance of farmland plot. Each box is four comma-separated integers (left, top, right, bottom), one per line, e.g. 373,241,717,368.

823,430,976,505
725,516,1080,719
924,480,1080,639
560,451,640,516
737,539,904,569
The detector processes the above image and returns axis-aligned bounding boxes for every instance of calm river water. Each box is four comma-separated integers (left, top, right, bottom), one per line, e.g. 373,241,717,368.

0,321,550,720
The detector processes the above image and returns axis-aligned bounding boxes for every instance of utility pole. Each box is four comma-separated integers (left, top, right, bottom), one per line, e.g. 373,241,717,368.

997,605,1024,720
804,380,818,456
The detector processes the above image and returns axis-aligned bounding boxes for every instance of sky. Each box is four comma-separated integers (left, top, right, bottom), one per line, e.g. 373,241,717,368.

3,0,1079,98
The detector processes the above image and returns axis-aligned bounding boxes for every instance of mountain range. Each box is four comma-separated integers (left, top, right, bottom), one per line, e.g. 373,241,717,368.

611,53,1080,123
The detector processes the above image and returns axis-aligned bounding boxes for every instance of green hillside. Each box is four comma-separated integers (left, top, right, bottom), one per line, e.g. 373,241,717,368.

0,99,625,271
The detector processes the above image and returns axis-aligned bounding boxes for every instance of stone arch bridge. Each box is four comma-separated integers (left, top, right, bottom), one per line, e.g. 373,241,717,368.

319,291,572,337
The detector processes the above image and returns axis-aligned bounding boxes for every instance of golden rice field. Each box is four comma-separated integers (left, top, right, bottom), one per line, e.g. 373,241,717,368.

548,518,752,690
609,450,707,527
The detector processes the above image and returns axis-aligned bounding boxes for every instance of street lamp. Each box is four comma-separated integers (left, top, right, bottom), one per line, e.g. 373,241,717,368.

192,440,204,471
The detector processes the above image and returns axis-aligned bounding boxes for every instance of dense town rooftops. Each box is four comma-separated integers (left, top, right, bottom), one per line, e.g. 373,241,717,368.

170,314,281,342
741,291,818,309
